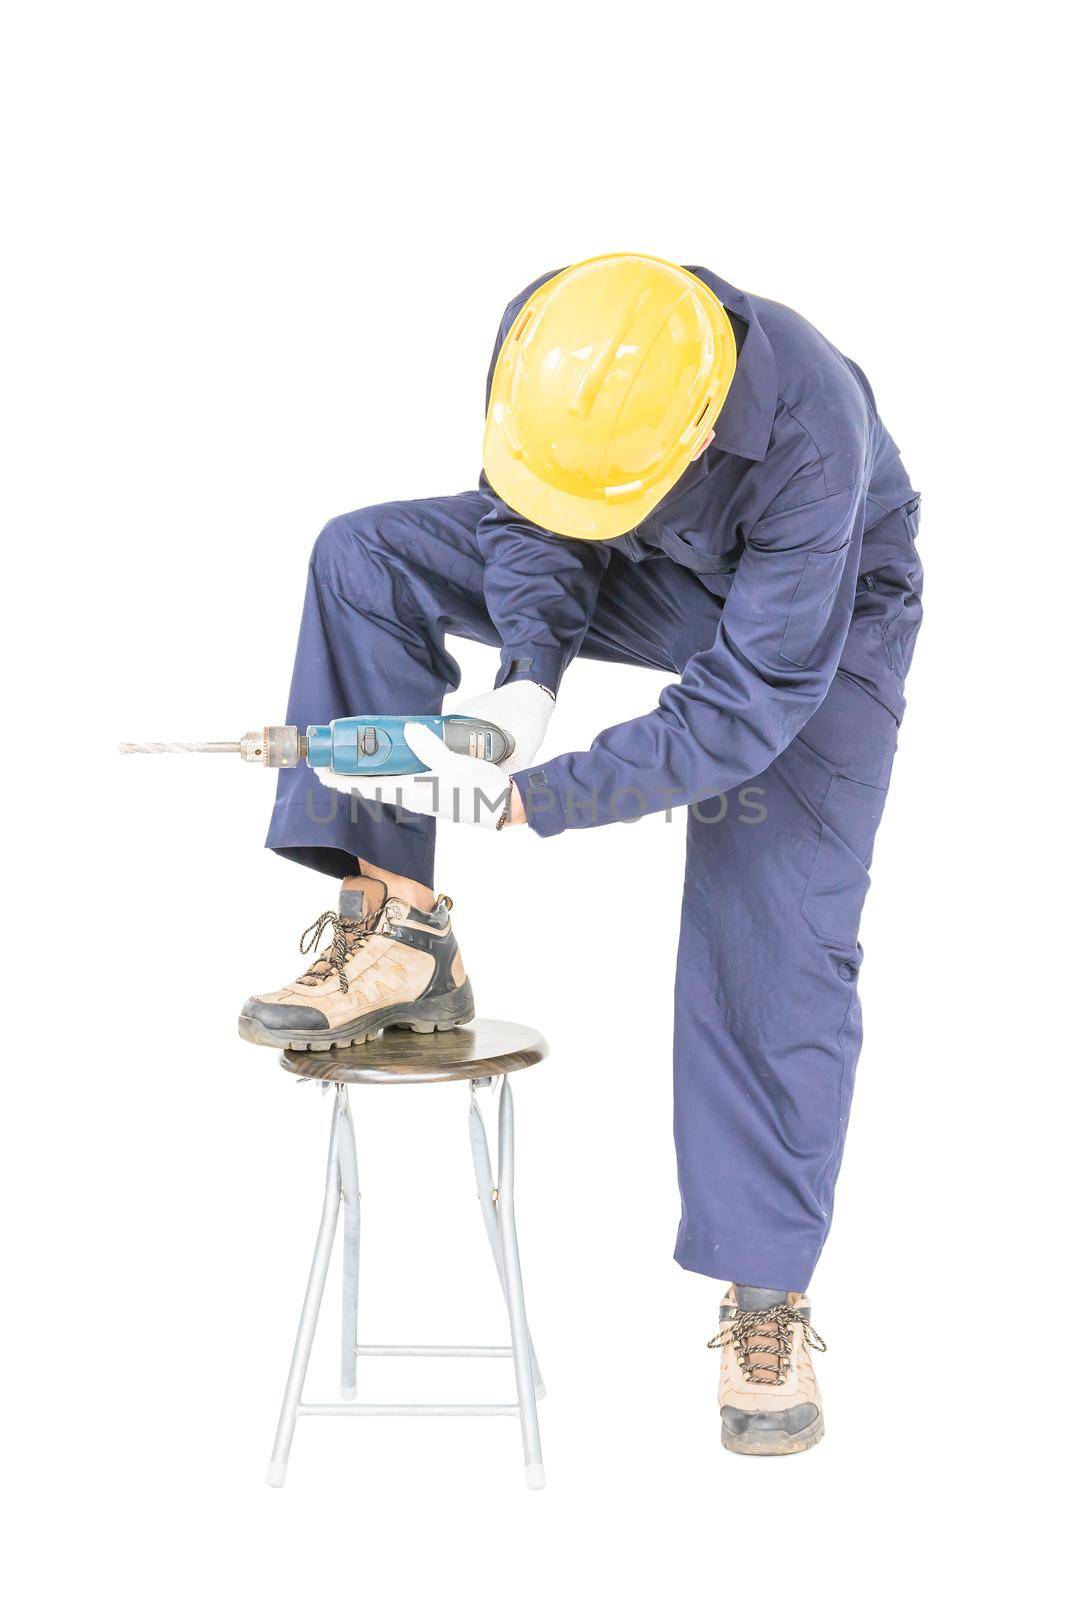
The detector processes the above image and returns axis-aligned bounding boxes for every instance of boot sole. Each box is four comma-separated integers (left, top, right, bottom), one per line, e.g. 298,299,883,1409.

238,981,475,1051
720,1415,825,1457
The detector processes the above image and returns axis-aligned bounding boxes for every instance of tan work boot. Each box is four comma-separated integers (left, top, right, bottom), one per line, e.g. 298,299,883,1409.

708,1285,828,1456
238,874,474,1049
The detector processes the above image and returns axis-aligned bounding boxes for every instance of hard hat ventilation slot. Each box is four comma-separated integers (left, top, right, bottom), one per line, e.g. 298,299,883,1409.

682,400,712,447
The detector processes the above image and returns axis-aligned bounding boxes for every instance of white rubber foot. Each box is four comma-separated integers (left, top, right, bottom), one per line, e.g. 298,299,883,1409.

265,1461,287,1488
339,1385,358,1401
525,1462,545,1490
535,1381,547,1401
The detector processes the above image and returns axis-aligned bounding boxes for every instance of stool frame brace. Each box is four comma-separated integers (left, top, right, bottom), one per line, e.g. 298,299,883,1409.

266,1077,544,1489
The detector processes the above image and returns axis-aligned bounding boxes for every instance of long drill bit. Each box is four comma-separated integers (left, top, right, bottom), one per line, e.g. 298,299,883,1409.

118,741,242,754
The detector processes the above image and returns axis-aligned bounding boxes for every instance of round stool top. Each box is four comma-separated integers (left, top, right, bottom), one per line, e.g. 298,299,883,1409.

281,1018,548,1085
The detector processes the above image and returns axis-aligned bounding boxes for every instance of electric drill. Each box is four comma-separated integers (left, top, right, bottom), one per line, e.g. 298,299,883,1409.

119,715,515,776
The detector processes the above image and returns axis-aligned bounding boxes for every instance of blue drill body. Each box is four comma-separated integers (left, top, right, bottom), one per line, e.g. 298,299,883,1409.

304,715,513,776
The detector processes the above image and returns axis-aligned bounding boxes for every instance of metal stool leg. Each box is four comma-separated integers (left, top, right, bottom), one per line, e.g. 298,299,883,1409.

266,1090,344,1487
469,1084,545,1399
336,1086,361,1399
495,1076,544,1489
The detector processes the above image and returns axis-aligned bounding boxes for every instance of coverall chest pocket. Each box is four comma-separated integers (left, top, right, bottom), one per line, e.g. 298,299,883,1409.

801,773,890,949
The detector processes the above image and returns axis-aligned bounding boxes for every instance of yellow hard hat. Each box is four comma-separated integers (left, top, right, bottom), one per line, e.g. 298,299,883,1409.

483,254,737,541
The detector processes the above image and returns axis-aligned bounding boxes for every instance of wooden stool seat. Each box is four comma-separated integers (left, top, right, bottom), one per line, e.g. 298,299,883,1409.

282,1018,547,1085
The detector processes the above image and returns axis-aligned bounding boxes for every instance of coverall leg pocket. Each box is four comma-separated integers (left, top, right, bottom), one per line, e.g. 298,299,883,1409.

800,772,889,949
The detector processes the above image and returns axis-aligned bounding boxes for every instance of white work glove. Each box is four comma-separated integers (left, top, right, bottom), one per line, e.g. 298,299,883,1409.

319,721,514,830
449,680,554,773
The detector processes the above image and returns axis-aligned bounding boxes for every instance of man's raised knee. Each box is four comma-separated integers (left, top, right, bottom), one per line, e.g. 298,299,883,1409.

310,509,383,585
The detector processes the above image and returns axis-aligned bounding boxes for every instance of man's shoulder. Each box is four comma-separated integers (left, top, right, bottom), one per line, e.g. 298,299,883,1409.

749,293,858,392
751,294,875,476
500,268,563,325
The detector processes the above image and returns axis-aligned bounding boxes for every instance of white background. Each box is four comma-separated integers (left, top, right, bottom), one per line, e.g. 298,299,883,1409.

3,2,1061,1594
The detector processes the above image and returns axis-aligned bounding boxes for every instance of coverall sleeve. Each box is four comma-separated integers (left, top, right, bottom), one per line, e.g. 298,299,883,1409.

512,481,866,835
476,284,610,696
475,495,610,695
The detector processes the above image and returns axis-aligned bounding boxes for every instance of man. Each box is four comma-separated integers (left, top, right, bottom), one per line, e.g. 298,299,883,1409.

241,255,923,1455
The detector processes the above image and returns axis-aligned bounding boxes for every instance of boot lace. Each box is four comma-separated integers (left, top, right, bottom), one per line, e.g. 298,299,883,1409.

707,1303,827,1386
298,909,373,994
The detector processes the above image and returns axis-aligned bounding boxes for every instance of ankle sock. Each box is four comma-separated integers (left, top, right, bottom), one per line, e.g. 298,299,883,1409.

735,1283,793,1311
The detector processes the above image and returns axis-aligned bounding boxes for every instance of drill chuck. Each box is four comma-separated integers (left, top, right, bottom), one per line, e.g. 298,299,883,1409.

238,726,306,767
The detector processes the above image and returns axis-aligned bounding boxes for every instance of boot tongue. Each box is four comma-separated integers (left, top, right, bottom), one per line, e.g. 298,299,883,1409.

338,875,387,923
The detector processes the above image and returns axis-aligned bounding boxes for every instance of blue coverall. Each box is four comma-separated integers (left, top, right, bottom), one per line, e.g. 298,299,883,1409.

268,267,923,1291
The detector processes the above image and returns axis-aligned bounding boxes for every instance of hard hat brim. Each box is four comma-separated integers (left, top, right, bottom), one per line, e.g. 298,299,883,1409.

483,419,685,540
